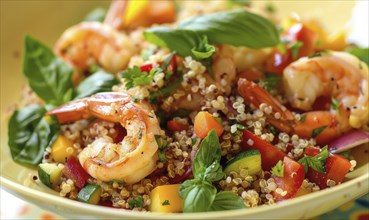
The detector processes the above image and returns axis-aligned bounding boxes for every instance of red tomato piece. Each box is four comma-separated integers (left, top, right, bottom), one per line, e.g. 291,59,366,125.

264,23,317,75
140,63,153,73
273,156,305,201
167,119,189,133
63,156,91,189
304,146,351,189
241,130,286,171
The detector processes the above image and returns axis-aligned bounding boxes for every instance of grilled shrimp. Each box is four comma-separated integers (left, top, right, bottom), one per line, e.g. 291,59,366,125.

238,51,369,145
47,92,163,184
54,22,136,73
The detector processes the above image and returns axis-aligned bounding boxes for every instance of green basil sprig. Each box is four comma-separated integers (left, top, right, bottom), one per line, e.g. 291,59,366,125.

179,130,245,212
10,36,120,166
8,105,60,165
74,71,119,99
144,10,280,57
23,35,74,106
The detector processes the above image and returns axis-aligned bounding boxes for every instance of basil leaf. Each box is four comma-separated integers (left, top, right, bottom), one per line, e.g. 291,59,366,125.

193,129,221,178
191,36,216,60
179,10,280,49
144,27,203,57
84,7,107,22
204,161,224,182
210,191,246,211
346,47,369,66
8,105,60,165
74,71,119,99
182,181,217,213
23,35,74,105
179,179,198,198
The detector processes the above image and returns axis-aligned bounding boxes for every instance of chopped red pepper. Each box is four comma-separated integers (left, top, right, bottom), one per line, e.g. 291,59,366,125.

241,129,286,171
63,156,91,189
140,63,153,73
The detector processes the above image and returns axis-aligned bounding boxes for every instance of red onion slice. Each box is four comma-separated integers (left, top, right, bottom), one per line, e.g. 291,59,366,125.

329,130,369,154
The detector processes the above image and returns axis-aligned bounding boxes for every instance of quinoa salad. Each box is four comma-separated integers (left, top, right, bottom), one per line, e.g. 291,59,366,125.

7,0,369,213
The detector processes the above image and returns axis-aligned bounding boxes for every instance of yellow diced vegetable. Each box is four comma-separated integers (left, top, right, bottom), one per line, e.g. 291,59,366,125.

51,135,76,163
322,30,347,51
149,184,183,213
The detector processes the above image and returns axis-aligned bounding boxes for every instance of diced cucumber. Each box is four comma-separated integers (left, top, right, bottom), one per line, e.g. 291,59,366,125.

38,163,63,189
224,149,261,175
77,184,102,204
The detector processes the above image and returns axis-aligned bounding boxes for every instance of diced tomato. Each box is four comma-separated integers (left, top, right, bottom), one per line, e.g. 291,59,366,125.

241,130,286,171
304,146,321,156
264,47,293,75
264,23,317,75
286,23,317,57
140,63,153,73
304,146,351,189
194,111,224,138
167,119,189,133
273,156,305,201
63,156,91,189
326,155,351,184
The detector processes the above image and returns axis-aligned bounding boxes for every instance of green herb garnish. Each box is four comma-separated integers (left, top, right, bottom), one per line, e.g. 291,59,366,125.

128,196,144,208
271,160,284,177
179,130,245,212
298,146,329,173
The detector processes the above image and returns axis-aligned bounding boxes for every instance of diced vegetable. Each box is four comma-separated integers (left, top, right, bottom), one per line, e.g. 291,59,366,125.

140,63,153,73
328,129,369,154
105,0,176,30
264,23,316,75
194,111,224,138
63,156,91,189
273,156,305,201
150,184,183,213
51,135,77,163
224,149,261,176
305,146,352,189
241,130,286,171
77,184,102,204
167,119,189,133
38,163,63,189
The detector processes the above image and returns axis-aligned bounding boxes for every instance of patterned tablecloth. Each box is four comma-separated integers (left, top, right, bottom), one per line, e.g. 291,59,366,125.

0,188,368,220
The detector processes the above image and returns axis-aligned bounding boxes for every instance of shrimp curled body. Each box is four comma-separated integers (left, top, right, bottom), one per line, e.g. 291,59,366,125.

47,92,163,184
238,51,369,145
54,22,136,73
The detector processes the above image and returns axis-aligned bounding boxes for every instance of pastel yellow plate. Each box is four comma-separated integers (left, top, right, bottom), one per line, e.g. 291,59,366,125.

1,1,368,219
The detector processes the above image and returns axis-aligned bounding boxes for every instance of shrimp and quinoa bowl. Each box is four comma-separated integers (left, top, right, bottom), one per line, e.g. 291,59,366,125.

6,0,369,214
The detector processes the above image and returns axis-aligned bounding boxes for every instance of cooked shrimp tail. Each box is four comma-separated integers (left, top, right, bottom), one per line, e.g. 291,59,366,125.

47,92,163,184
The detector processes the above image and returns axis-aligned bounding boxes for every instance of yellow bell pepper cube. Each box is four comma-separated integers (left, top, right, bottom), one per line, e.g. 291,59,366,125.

149,184,183,213
51,135,76,163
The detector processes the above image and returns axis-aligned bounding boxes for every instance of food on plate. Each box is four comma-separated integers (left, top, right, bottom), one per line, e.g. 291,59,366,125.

7,0,369,213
